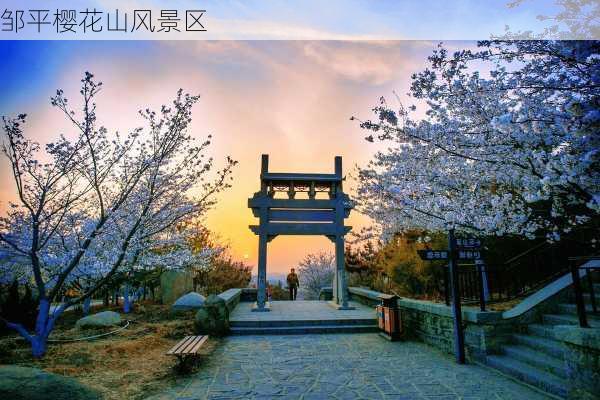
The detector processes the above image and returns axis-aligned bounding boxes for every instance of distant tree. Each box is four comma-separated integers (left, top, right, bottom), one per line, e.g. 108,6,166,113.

0,73,236,357
201,255,252,295
297,252,335,300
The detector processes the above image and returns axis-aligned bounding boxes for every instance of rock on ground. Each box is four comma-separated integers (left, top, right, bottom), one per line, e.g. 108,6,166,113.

172,292,206,312
76,310,121,329
194,294,229,336
0,365,102,400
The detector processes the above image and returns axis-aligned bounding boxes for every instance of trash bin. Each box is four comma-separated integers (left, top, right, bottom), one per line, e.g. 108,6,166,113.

376,294,402,341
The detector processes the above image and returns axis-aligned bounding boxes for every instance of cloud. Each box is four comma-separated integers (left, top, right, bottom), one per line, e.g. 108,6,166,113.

301,41,429,85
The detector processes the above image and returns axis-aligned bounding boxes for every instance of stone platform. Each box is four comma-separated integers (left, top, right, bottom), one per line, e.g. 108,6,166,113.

229,300,378,335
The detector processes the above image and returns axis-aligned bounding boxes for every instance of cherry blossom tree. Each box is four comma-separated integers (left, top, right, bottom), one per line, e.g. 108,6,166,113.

297,251,335,300
355,40,599,244
0,72,236,357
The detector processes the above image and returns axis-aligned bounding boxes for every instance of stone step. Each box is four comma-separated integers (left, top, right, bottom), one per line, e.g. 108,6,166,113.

557,303,598,315
571,293,600,304
230,324,379,335
527,324,557,340
542,313,600,327
583,292,600,304
486,355,568,398
230,318,377,328
502,345,567,379
512,333,565,359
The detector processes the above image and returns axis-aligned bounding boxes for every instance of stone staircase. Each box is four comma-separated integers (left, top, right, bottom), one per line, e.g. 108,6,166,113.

230,317,379,335
485,283,600,398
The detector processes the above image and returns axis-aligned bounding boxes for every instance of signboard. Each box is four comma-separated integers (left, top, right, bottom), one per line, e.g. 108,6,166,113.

417,250,449,260
455,238,481,248
457,250,482,260
417,249,481,261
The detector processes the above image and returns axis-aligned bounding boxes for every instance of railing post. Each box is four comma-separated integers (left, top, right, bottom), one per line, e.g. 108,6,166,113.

444,266,450,306
570,260,589,328
587,271,597,314
476,261,486,312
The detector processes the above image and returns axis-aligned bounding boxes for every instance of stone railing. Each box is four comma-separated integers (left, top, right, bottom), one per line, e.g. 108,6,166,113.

240,288,257,302
348,286,507,361
348,286,383,307
397,297,506,361
218,288,242,313
318,287,332,301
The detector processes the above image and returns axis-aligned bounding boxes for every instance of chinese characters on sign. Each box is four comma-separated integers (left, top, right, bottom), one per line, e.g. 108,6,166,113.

417,249,482,260
1,8,207,34
455,238,481,248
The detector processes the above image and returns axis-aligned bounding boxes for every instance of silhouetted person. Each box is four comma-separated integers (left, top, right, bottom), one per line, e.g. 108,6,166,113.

287,268,299,300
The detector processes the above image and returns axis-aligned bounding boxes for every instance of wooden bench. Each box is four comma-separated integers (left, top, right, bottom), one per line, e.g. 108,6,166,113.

167,335,208,369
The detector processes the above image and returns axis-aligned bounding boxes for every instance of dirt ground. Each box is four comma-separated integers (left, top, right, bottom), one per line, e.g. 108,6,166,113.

0,302,218,400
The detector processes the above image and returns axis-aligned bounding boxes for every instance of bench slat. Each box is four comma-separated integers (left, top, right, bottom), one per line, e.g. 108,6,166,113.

184,335,208,355
179,336,202,354
167,335,208,356
167,336,193,355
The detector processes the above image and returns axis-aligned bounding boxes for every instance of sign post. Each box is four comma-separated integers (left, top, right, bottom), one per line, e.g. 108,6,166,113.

447,229,465,364
417,230,485,364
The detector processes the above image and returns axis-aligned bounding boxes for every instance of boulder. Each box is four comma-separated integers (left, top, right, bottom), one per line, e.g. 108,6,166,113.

0,365,102,400
160,270,194,305
171,292,206,312
194,294,229,336
76,310,121,329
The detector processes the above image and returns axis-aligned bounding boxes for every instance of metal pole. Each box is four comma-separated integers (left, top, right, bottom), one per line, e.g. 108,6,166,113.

570,261,589,328
448,228,465,364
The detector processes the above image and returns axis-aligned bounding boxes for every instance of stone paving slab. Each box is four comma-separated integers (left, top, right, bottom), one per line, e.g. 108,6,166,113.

230,300,375,323
146,334,554,400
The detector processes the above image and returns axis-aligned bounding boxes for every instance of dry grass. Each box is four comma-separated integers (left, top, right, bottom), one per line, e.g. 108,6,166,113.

0,302,218,400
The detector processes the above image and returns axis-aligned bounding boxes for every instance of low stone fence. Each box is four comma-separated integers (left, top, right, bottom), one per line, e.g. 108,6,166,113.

348,287,383,307
240,288,257,302
348,286,508,361
318,287,332,301
397,298,508,361
217,288,242,313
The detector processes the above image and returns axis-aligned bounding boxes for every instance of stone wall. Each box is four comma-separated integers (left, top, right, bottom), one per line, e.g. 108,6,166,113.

397,298,508,361
555,326,600,400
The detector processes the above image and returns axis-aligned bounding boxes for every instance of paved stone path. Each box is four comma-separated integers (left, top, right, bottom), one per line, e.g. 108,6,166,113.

147,334,552,400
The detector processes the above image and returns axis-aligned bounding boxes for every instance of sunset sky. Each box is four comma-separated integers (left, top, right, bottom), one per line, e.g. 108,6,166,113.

1,40,473,274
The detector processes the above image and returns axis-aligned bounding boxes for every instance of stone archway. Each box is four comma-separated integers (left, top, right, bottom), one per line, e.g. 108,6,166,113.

248,154,354,311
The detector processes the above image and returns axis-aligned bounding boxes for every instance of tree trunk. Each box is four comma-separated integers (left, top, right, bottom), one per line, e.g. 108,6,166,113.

7,299,64,359
123,284,131,313
83,297,91,315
